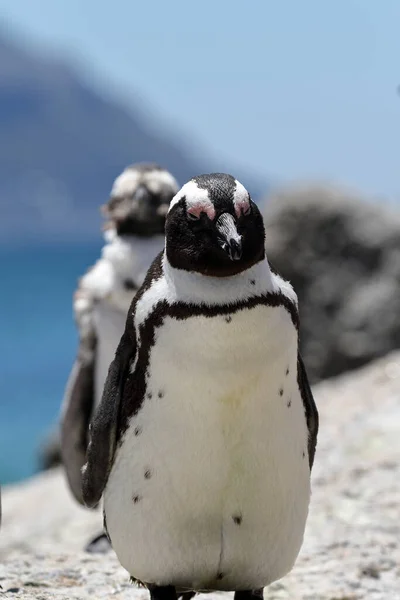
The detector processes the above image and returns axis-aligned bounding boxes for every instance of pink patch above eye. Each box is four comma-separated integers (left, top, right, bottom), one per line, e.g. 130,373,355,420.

187,202,216,220
235,198,250,218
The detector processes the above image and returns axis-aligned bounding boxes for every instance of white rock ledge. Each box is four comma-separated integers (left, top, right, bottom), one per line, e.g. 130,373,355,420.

1,352,400,599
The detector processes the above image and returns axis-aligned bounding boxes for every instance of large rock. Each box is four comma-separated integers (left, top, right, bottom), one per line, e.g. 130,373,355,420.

1,352,400,599
265,184,400,382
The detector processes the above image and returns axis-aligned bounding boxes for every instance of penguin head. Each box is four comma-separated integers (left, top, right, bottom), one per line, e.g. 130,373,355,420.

102,163,179,237
165,173,265,277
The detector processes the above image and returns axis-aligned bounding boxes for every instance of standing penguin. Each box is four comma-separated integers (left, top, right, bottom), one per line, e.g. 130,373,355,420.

82,173,319,598
60,163,179,550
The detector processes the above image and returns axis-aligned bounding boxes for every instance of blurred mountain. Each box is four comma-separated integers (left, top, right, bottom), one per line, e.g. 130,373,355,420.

0,35,268,245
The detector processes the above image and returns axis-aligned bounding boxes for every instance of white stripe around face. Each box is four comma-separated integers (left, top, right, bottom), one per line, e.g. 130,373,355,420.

111,169,141,198
145,170,179,195
233,178,251,217
168,177,253,220
111,168,178,198
168,180,216,220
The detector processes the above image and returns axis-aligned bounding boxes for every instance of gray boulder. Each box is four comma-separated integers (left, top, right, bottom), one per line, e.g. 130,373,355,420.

264,183,400,382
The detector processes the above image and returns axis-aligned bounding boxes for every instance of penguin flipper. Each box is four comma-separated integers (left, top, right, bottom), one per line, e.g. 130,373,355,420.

82,327,136,508
297,353,319,471
60,329,96,505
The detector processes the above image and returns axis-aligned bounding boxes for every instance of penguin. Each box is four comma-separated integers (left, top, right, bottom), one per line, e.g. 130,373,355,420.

82,173,319,600
60,163,179,551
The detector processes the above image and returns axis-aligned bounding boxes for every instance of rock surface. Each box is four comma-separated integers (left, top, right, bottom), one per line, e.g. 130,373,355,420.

264,184,400,382
2,352,400,599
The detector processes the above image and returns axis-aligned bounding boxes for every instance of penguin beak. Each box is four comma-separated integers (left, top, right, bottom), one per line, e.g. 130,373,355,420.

131,185,155,221
215,213,242,261
113,184,167,236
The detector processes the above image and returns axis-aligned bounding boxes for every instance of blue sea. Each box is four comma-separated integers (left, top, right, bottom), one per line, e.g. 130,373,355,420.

0,241,103,484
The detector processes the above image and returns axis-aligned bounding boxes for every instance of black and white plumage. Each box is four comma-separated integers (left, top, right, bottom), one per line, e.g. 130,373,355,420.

60,163,179,508
82,173,318,599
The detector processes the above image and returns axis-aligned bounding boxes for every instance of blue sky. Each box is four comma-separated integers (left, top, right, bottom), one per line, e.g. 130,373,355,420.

1,0,400,198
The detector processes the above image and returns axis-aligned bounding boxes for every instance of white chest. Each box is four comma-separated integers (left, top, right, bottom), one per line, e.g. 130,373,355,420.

93,301,127,407
105,304,310,591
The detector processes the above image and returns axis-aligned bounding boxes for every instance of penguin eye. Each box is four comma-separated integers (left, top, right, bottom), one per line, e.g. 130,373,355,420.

187,211,201,221
242,203,251,216
235,199,252,219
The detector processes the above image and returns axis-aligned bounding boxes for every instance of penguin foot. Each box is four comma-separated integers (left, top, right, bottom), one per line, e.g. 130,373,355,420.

148,585,177,600
234,590,264,600
84,532,112,553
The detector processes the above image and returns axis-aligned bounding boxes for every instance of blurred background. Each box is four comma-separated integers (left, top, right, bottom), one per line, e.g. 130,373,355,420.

2,0,400,484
